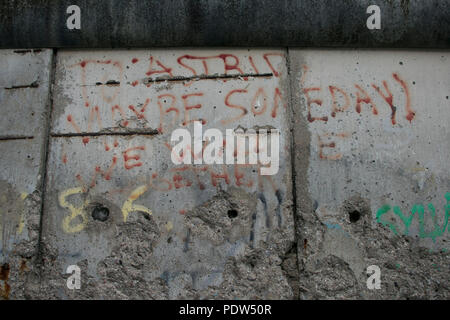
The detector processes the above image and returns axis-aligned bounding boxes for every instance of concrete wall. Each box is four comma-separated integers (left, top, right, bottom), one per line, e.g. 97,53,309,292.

0,48,448,299
290,50,449,299
2,0,449,48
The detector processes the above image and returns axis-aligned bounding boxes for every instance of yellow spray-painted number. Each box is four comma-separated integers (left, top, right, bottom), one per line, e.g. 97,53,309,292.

17,192,28,234
0,191,27,235
59,185,152,233
122,185,152,222
59,187,89,233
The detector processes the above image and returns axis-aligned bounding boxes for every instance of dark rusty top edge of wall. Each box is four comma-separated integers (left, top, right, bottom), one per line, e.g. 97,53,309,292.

0,0,449,49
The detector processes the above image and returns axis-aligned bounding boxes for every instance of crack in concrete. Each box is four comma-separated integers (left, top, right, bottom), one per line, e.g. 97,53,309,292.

13,49,42,55
81,73,274,87
51,129,160,138
142,72,274,84
4,81,39,90
0,135,34,141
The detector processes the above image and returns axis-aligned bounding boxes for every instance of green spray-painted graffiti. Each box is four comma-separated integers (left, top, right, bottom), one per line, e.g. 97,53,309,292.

376,192,450,242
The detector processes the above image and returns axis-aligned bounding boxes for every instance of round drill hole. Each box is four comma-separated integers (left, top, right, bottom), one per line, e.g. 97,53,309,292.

227,209,238,219
349,210,361,223
92,205,110,222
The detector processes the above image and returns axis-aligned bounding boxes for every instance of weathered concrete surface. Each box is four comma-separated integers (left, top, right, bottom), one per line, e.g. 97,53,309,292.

0,49,52,137
289,50,449,299
0,47,448,300
0,49,53,299
38,49,295,299
1,0,449,49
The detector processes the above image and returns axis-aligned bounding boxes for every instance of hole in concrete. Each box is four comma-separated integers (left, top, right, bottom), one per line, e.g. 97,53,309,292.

92,205,110,222
0,263,10,281
167,237,172,244
227,209,238,219
349,210,361,223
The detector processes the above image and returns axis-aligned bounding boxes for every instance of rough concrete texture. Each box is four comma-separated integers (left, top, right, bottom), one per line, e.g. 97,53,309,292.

0,49,53,299
289,50,449,299
38,49,295,299
0,48,448,300
1,0,449,48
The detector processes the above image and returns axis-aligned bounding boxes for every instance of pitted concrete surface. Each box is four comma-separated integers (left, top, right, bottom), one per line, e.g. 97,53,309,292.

39,49,295,299
290,50,449,299
2,0,449,48
0,49,53,299
0,48,448,299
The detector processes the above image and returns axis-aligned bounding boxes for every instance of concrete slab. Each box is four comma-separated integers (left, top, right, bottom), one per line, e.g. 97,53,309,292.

0,49,52,299
42,49,295,299
290,50,450,299
0,139,42,258
0,50,52,137
3,0,449,49
51,49,287,135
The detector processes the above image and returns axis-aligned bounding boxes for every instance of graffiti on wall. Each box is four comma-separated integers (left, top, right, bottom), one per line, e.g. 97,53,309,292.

300,64,416,161
55,51,287,234
0,183,28,246
64,52,285,136
376,192,450,241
